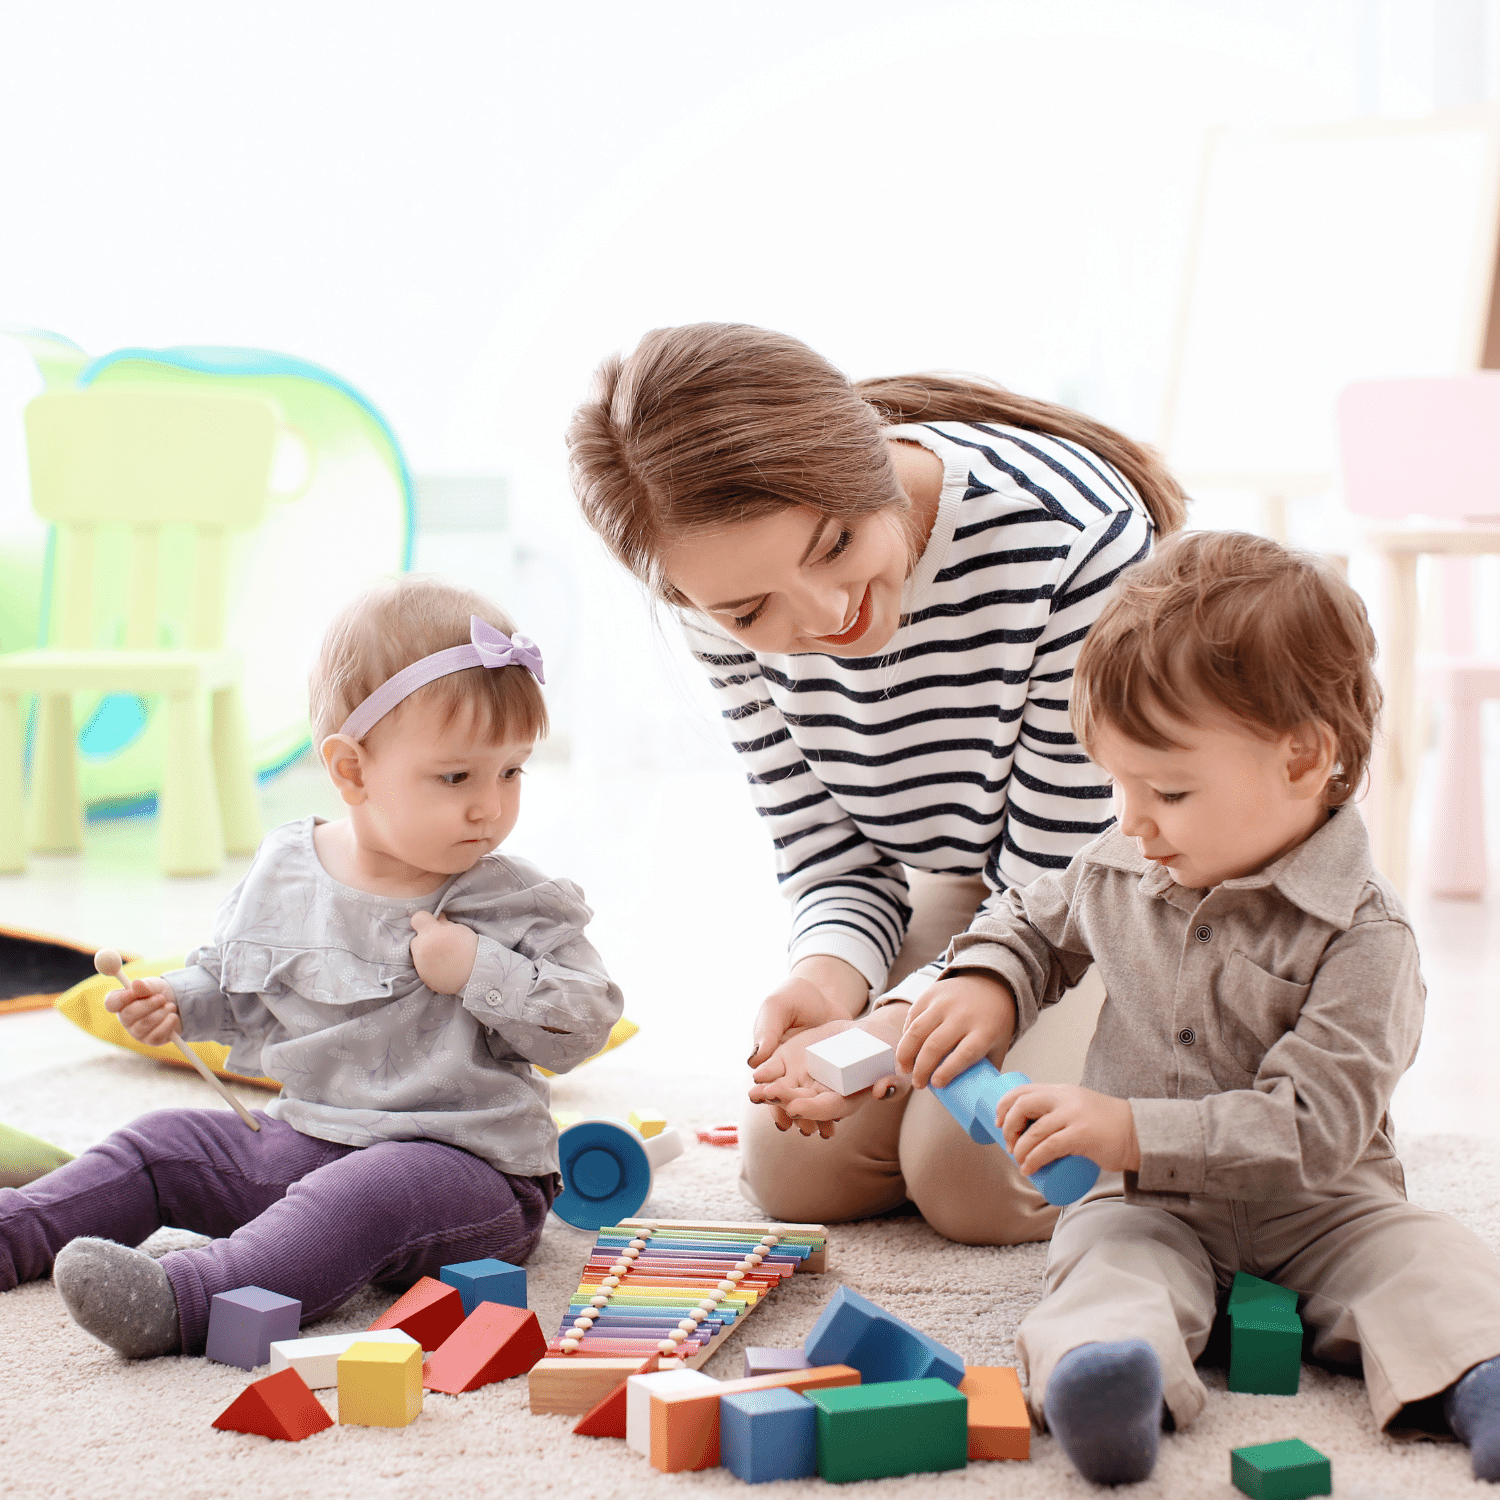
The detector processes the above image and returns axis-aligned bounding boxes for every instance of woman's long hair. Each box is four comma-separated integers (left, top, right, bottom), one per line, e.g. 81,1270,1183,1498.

568,323,1185,604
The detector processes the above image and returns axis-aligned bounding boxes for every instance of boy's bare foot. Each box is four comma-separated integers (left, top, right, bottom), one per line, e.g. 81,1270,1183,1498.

53,1237,181,1358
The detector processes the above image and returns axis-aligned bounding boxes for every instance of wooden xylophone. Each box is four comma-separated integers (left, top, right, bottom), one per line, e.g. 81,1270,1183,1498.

527,1217,829,1416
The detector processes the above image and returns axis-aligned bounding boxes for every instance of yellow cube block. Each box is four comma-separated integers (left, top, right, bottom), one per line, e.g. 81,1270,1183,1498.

552,1110,583,1128
628,1109,667,1139
337,1339,423,1427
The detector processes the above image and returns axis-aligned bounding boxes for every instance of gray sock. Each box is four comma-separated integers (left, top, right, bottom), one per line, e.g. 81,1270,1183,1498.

52,1237,181,1358
1447,1355,1500,1482
1044,1338,1163,1486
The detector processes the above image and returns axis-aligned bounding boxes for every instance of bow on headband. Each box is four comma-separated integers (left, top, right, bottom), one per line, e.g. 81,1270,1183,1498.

338,615,546,742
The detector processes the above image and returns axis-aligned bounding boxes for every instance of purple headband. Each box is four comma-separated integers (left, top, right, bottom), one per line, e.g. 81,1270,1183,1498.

338,615,545,741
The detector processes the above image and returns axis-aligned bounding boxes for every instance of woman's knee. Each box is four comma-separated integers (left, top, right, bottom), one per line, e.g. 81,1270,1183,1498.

739,1101,907,1224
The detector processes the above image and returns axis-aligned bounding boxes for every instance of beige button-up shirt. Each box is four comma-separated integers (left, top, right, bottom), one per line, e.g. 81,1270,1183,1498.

945,805,1424,1200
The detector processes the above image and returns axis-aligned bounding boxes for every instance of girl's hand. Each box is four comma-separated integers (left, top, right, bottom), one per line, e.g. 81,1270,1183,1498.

410,912,480,995
895,971,1017,1089
104,975,182,1047
747,955,869,1068
999,1082,1140,1176
749,1010,908,1138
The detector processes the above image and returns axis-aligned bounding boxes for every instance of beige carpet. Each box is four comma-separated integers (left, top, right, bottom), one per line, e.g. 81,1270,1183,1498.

3,1040,1498,1500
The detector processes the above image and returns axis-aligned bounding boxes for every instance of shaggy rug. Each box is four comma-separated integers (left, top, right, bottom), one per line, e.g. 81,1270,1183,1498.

2,1037,1496,1500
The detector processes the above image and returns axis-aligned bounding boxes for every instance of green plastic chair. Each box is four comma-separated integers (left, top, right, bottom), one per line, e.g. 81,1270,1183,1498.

0,384,278,875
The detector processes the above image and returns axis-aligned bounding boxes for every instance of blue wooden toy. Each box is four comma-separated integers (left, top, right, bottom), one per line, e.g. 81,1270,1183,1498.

720,1387,817,1484
931,1059,1100,1205
440,1257,527,1314
803,1285,965,1387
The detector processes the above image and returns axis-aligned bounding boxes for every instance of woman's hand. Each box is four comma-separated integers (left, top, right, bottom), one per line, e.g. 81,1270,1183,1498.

999,1082,1140,1176
749,1007,908,1138
104,975,182,1047
747,955,869,1068
410,912,480,995
895,970,1017,1088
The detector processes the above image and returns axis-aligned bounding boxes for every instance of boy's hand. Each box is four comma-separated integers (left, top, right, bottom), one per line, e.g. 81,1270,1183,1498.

410,912,479,995
895,971,1017,1089
999,1082,1140,1176
104,975,182,1047
750,1010,907,1139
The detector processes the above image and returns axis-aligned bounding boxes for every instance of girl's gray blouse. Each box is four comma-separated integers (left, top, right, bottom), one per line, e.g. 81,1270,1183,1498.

164,817,624,1178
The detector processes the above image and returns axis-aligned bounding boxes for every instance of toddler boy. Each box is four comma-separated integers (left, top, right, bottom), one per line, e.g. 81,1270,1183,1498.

896,531,1500,1484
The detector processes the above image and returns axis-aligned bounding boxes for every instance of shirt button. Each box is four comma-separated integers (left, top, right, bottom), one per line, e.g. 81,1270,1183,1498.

487,989,501,1002
1195,925,1212,943
1177,1027,1197,1046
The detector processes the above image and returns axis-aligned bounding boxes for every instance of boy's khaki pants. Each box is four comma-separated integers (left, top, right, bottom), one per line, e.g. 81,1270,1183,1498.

738,871,1106,1246
1019,1159,1500,1431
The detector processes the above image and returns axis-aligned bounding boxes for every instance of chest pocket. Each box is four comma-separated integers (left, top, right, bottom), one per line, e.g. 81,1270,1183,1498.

1215,950,1312,1075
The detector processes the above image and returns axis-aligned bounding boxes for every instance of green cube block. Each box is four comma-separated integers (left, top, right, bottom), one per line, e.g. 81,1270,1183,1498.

1229,1272,1298,1319
1231,1438,1331,1499
806,1377,968,1483
1228,1305,1302,1395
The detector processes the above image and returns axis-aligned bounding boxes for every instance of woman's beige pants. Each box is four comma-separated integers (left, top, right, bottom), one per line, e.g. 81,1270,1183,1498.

738,870,1106,1245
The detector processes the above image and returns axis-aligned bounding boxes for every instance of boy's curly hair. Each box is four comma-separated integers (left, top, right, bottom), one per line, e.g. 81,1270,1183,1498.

309,575,548,748
1071,531,1380,807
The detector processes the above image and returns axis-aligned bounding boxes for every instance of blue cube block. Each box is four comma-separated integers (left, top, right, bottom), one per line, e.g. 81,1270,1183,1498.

439,1257,527,1314
721,1388,816,1483
804,1285,965,1388
205,1286,301,1371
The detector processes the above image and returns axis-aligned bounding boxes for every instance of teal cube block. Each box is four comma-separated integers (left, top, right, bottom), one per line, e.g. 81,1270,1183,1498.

1229,1271,1298,1319
1231,1437,1331,1499
439,1257,526,1315
1228,1305,1301,1395
807,1377,968,1482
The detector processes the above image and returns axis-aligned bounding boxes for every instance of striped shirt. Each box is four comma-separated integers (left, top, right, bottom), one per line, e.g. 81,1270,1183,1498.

682,420,1155,1000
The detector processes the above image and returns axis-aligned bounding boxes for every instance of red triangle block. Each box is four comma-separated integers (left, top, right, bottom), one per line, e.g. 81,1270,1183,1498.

212,1367,333,1441
572,1354,659,1438
422,1301,550,1393
368,1275,466,1351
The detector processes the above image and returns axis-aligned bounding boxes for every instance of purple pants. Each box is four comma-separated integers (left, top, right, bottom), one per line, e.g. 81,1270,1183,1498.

0,1107,554,1353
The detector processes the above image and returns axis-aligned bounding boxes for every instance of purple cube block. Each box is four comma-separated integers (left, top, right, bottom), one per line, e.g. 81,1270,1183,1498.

205,1286,301,1370
743,1345,813,1380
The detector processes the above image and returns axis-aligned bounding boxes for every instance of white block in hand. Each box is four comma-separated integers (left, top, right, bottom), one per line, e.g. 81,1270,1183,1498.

804,1029,897,1096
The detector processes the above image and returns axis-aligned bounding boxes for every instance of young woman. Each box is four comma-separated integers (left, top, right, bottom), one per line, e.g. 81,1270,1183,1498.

569,323,1185,1245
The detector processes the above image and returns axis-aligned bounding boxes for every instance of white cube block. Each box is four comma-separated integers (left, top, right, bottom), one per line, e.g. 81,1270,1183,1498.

626,1369,720,1454
804,1029,898,1096
267,1328,420,1389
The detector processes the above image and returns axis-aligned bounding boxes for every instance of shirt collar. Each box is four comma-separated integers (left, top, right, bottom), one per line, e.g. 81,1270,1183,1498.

1085,807,1374,930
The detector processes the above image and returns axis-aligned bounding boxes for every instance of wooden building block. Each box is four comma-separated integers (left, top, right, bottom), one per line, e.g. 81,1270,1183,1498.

959,1366,1030,1460
804,1285,965,1387
337,1340,423,1427
573,1355,660,1437
649,1363,860,1472
531,1355,675,1415
1231,1438,1332,1499
743,1346,812,1380
628,1109,668,1138
211,1367,333,1441
1229,1304,1302,1396
367,1275,465,1351
268,1329,419,1389
803,1030,896,1096
808,1378,968,1482
627,1369,721,1455
423,1302,548,1393
720,1388,816,1484
1229,1272,1298,1320
205,1286,301,1371
440,1256,526,1314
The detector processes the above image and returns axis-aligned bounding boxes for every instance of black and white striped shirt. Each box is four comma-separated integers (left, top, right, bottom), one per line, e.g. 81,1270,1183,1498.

682,420,1154,999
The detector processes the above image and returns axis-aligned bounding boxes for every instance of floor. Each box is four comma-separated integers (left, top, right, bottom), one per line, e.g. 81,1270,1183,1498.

2,750,1498,1141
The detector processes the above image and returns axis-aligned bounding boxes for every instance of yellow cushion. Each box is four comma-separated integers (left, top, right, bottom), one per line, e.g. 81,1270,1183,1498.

55,959,640,1086
54,957,278,1087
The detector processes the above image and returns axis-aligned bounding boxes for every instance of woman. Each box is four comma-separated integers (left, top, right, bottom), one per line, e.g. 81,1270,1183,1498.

569,323,1185,1244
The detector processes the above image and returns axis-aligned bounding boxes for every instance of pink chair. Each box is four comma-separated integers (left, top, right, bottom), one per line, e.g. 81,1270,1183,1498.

1337,374,1500,898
